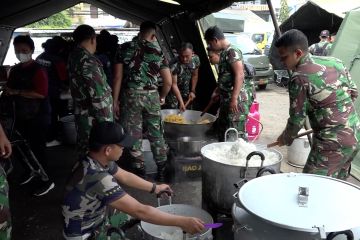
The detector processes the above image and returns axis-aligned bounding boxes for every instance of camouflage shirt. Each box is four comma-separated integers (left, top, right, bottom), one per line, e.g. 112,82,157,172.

309,41,332,56
218,44,248,102
68,47,113,122
62,157,126,239
283,53,360,147
170,54,200,97
117,39,169,90
0,166,10,240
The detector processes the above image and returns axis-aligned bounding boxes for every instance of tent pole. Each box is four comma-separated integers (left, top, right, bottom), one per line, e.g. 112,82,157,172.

266,0,281,36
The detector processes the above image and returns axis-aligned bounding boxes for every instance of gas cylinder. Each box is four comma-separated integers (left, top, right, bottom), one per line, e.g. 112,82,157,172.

246,101,260,141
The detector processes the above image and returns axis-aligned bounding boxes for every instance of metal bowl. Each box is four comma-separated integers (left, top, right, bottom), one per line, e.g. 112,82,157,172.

140,204,213,240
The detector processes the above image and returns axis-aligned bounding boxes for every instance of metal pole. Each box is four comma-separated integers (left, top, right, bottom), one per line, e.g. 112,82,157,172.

266,0,281,37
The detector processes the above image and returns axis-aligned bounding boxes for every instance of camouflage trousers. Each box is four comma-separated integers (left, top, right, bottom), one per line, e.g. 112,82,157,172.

214,97,250,142
0,166,11,240
163,92,191,110
303,140,360,180
74,115,93,160
120,90,167,169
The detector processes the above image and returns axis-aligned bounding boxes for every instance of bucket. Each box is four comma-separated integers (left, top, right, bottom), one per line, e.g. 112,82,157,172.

287,135,311,167
60,115,77,145
246,101,260,141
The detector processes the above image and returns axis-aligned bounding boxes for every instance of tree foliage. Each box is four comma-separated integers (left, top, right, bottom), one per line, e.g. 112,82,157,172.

26,11,72,28
279,0,290,23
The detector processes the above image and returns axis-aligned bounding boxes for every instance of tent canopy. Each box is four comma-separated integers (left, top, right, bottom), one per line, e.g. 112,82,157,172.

269,0,360,69
0,0,237,28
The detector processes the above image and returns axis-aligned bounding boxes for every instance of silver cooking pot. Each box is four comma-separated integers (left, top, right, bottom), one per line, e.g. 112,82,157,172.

161,109,216,140
232,173,360,240
140,193,213,240
167,137,208,157
201,141,282,214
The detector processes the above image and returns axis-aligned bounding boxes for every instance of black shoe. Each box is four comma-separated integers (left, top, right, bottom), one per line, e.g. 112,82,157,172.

33,181,55,196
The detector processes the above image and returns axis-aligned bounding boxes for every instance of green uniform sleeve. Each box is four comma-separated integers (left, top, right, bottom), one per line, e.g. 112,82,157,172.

283,75,309,143
226,48,243,65
83,57,113,122
193,54,201,68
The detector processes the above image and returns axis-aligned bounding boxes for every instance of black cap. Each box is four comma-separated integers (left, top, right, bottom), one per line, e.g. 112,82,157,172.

320,30,330,37
89,122,135,148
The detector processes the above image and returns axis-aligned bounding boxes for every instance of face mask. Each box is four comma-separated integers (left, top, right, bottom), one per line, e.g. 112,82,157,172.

16,53,32,63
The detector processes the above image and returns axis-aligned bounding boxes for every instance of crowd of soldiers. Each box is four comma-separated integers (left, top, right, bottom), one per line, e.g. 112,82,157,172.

0,20,359,239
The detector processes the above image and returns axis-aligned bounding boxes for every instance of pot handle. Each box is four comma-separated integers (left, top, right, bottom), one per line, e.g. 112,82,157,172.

327,230,354,240
156,190,173,207
234,179,248,189
242,151,265,179
225,128,239,142
256,167,276,177
106,227,127,240
120,218,141,232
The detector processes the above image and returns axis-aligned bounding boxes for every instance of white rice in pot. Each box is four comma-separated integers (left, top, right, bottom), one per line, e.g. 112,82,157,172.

202,139,280,167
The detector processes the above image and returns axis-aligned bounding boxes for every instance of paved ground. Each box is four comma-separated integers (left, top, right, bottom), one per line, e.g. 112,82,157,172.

8,83,360,239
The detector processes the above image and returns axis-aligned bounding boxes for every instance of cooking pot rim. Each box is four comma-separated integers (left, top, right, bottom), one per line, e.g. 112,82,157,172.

140,204,213,239
201,142,283,167
236,173,360,233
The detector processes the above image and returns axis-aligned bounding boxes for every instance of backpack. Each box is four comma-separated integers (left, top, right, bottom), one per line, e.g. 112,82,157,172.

313,42,329,56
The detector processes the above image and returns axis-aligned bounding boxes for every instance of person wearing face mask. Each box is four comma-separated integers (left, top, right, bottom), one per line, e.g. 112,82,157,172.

5,35,55,196
67,25,114,161
164,42,200,111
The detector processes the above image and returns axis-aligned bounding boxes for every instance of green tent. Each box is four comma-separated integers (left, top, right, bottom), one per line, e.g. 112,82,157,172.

330,7,360,180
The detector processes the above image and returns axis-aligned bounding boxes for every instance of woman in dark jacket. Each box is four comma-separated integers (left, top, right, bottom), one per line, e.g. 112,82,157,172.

5,35,54,196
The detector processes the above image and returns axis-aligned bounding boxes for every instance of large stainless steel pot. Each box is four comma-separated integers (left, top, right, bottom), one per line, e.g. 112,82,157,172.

140,195,213,240
201,142,282,214
232,173,360,240
161,109,216,140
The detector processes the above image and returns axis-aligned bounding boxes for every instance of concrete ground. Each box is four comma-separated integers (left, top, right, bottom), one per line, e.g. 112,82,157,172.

8,83,360,240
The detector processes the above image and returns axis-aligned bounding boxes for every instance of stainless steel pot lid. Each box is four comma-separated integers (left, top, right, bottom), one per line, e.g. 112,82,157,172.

238,173,360,233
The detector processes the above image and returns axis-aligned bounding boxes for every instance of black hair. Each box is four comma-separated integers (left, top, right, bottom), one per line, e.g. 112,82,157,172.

204,26,225,41
274,29,308,51
139,21,157,35
13,35,35,51
179,42,193,52
100,29,111,37
72,24,96,44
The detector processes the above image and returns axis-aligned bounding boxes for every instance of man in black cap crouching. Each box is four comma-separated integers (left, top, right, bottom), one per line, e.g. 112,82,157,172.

62,121,204,239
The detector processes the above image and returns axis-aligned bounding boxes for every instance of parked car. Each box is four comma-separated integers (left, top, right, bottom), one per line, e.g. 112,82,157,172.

225,33,274,90
264,32,274,56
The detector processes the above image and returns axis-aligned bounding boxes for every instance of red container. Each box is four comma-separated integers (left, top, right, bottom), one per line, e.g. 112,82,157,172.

246,101,260,141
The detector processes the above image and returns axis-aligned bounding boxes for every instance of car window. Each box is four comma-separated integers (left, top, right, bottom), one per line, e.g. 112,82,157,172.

225,34,258,54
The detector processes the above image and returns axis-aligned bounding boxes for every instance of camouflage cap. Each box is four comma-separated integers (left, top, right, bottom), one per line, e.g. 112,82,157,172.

89,121,135,148
320,30,330,37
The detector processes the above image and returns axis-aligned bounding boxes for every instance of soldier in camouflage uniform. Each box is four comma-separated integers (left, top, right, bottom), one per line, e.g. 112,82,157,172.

308,30,332,56
62,122,204,239
0,124,12,239
275,29,360,179
112,21,172,181
68,25,114,160
165,43,200,110
205,26,252,141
